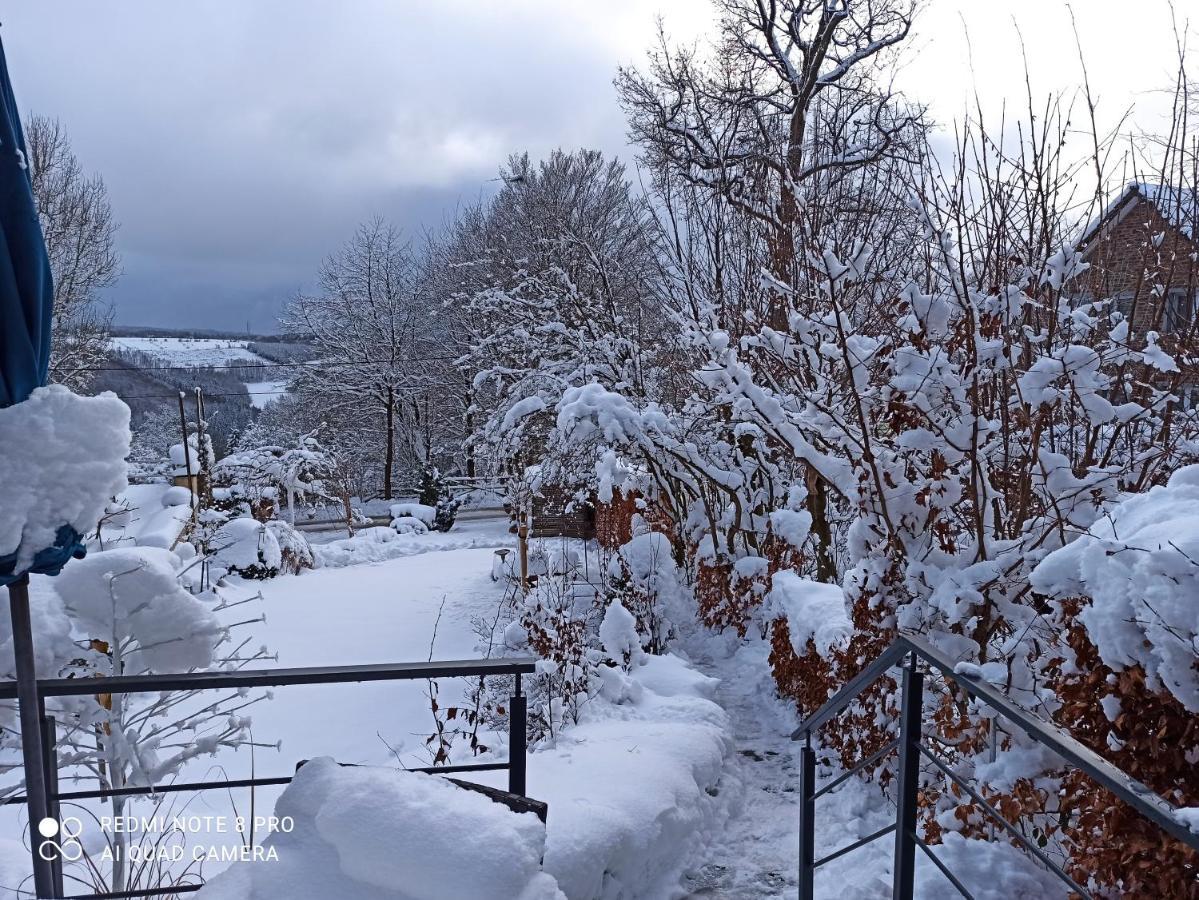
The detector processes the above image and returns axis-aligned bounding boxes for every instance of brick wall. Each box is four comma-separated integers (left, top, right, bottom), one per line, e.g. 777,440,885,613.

1080,195,1199,334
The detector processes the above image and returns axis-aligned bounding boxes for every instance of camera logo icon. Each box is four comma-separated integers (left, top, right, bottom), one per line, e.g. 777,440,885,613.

37,817,83,862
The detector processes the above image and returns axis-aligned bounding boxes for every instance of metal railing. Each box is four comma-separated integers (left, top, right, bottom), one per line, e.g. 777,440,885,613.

792,634,1199,900
2,656,536,900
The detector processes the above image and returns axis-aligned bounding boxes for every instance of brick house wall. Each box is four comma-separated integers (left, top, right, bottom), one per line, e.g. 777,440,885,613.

1078,190,1199,335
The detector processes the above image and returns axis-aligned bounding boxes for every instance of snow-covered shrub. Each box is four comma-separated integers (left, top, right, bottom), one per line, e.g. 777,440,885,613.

211,516,282,580
599,599,642,671
527,542,579,580
265,518,314,574
214,429,339,524
390,515,430,536
40,547,273,893
1032,465,1199,713
605,530,686,654
390,502,436,527
1022,467,1199,894
433,495,460,532
518,575,603,742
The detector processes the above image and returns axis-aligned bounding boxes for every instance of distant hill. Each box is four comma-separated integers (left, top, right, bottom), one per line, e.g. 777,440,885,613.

110,325,309,344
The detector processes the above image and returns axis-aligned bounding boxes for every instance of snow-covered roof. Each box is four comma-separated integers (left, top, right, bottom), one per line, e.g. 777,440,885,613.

1079,182,1199,251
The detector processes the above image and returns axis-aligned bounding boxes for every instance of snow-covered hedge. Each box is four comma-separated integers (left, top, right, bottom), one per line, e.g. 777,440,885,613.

390,503,436,528
770,573,852,659
1032,464,1199,711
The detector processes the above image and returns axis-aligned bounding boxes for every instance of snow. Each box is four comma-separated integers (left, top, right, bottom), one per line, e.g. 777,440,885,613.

313,519,513,568
0,385,130,573
599,599,642,666
243,381,290,408
198,758,564,900
505,652,732,899
1031,464,1199,711
389,502,436,527
212,517,283,576
681,635,1069,898
111,337,271,368
770,573,852,658
54,546,222,672
111,338,292,406
96,483,193,550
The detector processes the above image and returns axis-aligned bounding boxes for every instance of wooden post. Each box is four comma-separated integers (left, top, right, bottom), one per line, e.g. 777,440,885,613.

518,510,529,593
194,387,212,504
176,391,195,505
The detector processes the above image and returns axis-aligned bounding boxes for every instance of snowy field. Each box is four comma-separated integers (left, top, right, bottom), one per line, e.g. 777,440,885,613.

110,338,272,369
110,338,290,407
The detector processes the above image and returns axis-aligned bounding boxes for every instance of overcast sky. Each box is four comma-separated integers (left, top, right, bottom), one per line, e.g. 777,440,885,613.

4,1,1189,332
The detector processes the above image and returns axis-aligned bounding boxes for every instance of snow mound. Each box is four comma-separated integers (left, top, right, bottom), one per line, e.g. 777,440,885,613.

197,758,564,900
1031,464,1199,711
531,653,732,899
314,528,512,569
0,385,130,572
391,515,429,535
770,572,852,658
390,503,436,527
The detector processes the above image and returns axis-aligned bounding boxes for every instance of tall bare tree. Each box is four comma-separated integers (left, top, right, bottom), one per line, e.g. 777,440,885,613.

26,114,119,390
283,218,431,499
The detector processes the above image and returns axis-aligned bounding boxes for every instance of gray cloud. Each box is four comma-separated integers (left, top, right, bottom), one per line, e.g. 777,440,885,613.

4,1,679,331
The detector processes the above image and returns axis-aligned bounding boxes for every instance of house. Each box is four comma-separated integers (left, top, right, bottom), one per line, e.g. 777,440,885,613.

1076,182,1199,407
1076,182,1199,333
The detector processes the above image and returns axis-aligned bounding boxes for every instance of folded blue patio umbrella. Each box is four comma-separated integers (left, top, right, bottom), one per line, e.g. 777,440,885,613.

0,35,51,410
0,29,69,898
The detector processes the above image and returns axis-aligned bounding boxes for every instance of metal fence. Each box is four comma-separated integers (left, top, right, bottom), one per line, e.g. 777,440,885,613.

792,633,1199,900
1,656,536,899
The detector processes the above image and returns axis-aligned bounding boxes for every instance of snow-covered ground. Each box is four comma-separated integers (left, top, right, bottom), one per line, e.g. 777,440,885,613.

111,337,290,407
110,338,272,369
242,381,289,408
679,636,1067,900
8,518,735,898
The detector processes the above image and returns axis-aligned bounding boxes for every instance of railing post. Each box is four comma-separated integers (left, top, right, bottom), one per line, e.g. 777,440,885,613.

8,577,55,899
798,737,816,900
892,657,923,900
508,673,527,797
41,714,63,898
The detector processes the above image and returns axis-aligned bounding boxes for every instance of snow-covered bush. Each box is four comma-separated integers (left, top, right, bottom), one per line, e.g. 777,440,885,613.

211,516,283,580
517,575,603,742
390,502,436,527
266,518,315,574
390,500,458,534
605,530,686,654
1032,465,1199,713
39,546,274,894
214,428,340,524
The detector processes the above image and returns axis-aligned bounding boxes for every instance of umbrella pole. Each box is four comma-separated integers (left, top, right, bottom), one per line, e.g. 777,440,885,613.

8,575,54,897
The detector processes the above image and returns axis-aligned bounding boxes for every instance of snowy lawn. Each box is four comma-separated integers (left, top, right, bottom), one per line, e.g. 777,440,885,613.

6,518,736,899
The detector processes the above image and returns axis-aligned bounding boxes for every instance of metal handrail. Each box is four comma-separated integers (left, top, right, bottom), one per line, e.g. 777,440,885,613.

3,656,537,900
791,633,1199,898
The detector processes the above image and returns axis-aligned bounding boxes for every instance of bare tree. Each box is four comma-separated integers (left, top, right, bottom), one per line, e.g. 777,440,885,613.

617,0,924,581
26,114,120,390
283,218,431,499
